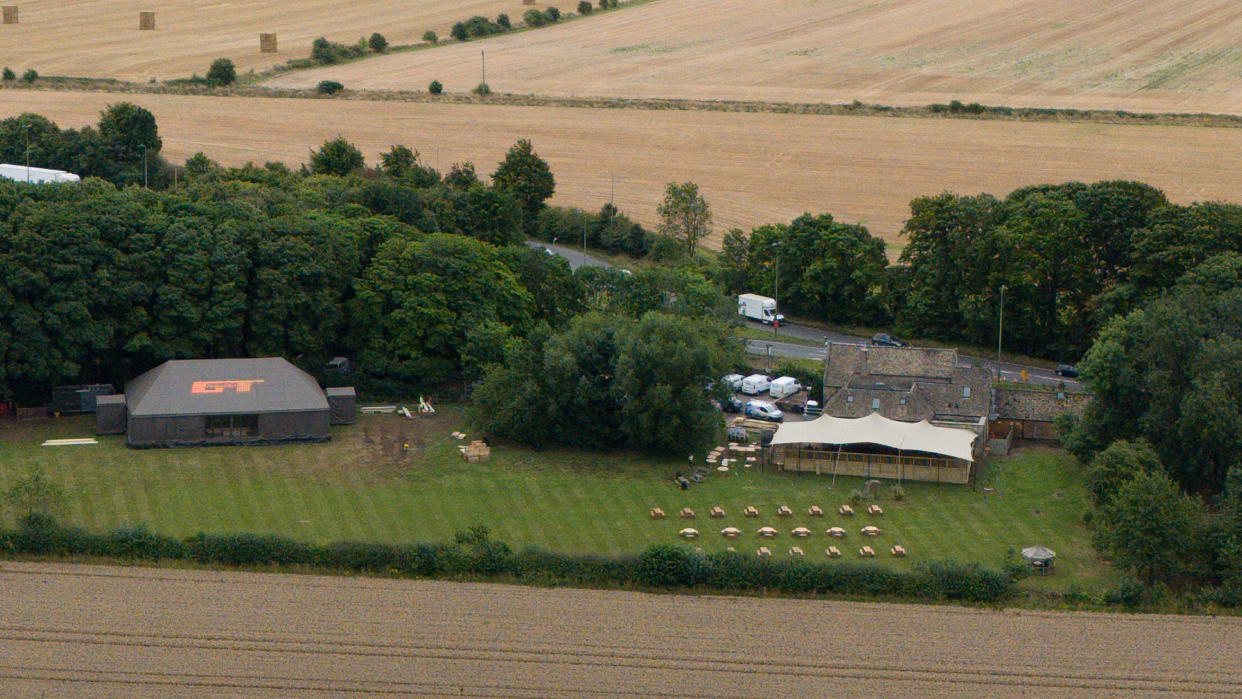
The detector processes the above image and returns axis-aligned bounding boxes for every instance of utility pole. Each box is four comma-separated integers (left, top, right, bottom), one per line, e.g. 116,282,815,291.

481,49,486,87
995,284,1007,380
610,172,614,205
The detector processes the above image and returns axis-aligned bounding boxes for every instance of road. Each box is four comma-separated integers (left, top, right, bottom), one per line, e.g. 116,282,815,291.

531,241,1078,388
523,240,612,271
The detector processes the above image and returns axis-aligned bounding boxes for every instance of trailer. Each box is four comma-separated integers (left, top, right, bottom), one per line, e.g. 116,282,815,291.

737,293,783,325
0,163,81,184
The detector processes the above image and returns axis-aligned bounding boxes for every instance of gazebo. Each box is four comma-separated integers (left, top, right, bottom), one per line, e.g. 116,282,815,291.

1022,545,1056,573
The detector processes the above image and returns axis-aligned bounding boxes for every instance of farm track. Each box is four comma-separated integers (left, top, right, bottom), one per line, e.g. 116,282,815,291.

4,562,1242,696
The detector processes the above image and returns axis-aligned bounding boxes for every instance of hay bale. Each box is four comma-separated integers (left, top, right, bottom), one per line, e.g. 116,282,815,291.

138,11,155,30
259,32,278,53
649,507,665,519
2,6,17,24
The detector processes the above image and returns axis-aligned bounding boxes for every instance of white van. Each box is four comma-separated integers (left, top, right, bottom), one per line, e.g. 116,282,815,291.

722,374,745,392
740,374,771,395
769,376,803,399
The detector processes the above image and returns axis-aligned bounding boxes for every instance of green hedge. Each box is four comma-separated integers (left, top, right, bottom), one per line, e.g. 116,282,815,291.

0,518,1014,603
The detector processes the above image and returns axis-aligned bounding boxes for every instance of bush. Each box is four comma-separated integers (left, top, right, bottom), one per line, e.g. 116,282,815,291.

2,67,15,81
648,233,684,261
450,22,468,41
524,9,547,26
310,37,365,64
316,80,344,95
205,58,236,87
428,80,443,95
546,6,561,21
890,484,905,501
472,82,491,96
635,543,705,587
496,13,511,29
577,0,592,13
849,488,864,505
422,30,438,44
368,32,388,53
20,68,37,83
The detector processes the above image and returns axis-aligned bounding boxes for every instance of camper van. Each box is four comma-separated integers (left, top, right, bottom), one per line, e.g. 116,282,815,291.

740,374,771,395
769,376,803,400
737,294,783,325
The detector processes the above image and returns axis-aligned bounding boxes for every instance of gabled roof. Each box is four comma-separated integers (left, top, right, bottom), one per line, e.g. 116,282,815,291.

126,358,328,417
769,412,977,462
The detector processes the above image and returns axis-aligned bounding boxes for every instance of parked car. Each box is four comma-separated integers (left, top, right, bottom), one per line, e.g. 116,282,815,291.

722,374,745,392
871,333,909,348
720,396,744,413
1055,364,1079,378
744,400,783,422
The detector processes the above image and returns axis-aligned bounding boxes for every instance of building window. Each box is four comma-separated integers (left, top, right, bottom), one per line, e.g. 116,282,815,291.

963,386,971,398
205,414,259,439
846,394,853,403
871,398,880,410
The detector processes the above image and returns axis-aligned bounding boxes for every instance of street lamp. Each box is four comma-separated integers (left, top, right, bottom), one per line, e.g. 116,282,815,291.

995,284,1007,380
22,124,30,182
772,240,781,335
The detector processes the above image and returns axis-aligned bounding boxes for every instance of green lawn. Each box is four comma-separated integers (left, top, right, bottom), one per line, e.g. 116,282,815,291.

0,411,1110,590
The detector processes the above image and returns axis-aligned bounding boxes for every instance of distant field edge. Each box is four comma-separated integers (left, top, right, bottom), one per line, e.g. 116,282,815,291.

6,82,1242,129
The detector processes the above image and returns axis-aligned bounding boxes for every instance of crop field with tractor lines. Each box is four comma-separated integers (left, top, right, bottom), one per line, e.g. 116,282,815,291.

3,89,1242,243
3,561,1242,696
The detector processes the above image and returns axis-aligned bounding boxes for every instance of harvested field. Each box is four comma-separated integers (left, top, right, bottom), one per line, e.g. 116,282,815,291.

3,561,1242,696
0,0,522,82
268,0,1242,115
5,89,1242,242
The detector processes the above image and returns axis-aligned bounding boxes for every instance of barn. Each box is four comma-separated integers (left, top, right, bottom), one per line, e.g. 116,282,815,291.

112,358,350,448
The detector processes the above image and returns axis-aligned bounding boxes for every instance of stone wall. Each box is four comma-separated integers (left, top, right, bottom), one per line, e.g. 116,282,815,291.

994,387,1090,441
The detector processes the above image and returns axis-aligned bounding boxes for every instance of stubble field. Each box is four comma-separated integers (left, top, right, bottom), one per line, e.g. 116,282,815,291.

267,0,1242,115
3,89,1241,242
3,561,1242,696
0,0,523,82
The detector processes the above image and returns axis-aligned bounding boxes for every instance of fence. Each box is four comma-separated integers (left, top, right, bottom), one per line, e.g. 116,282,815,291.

771,445,971,484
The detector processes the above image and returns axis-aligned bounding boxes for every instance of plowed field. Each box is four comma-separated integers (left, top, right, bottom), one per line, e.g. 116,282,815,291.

3,561,1241,696
267,0,1242,115
0,0,522,82
5,89,1242,242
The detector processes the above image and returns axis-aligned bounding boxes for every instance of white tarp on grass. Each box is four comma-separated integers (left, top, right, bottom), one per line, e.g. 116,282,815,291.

770,412,977,462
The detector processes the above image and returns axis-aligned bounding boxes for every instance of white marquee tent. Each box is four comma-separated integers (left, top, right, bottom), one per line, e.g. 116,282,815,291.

769,412,977,462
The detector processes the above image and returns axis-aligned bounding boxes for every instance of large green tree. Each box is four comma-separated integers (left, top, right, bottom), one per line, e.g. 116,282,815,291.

656,181,711,254
491,139,555,234
1094,469,1202,584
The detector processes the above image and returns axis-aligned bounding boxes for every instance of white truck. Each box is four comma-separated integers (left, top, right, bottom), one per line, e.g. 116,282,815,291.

737,293,783,325
0,164,81,184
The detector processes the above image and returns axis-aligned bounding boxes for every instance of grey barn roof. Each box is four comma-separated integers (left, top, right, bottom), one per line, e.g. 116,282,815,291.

126,358,329,418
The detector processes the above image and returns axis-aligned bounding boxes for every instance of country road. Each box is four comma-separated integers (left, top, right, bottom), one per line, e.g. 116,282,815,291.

533,241,1080,388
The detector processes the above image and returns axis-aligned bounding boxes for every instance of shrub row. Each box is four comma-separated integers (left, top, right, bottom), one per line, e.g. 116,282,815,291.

0,517,1014,603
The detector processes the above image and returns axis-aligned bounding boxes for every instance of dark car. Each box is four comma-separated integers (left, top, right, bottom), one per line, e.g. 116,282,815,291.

720,396,744,413
871,333,909,348
1055,364,1079,379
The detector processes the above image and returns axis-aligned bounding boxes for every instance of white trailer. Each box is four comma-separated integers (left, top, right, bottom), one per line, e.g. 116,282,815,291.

769,376,803,399
737,293,783,325
0,163,81,184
